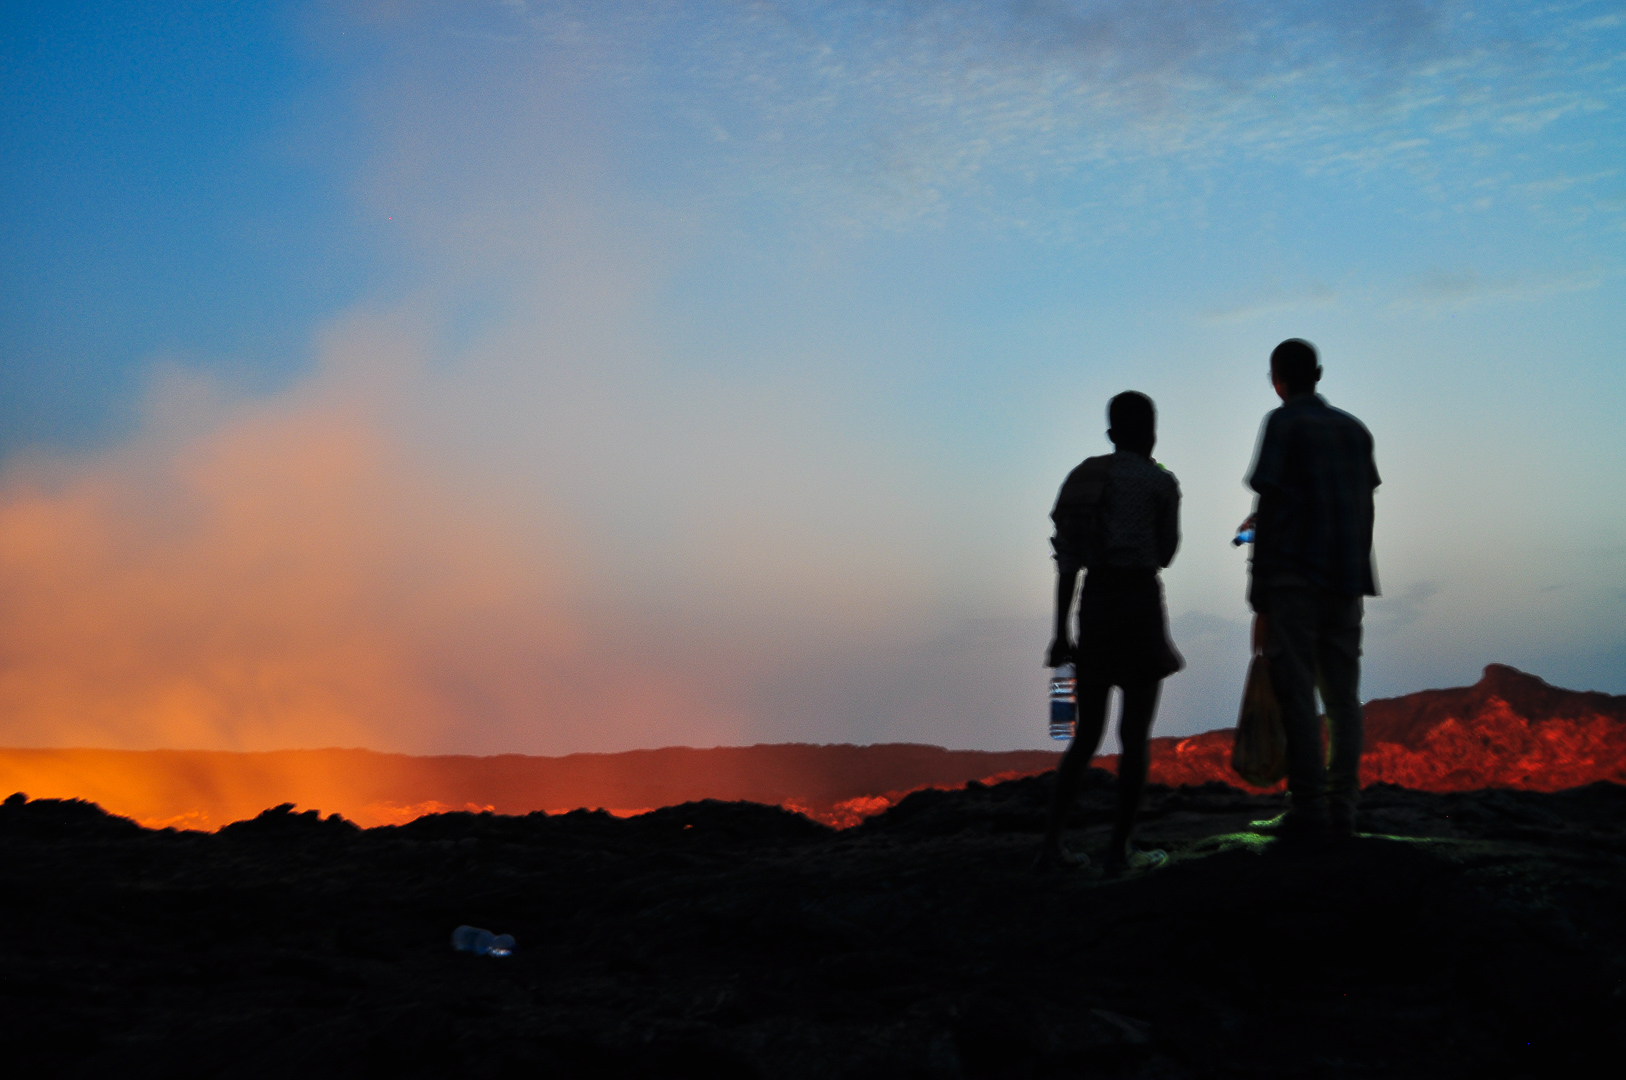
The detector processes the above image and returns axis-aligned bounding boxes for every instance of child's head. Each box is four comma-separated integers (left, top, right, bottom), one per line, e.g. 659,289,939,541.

1107,391,1156,455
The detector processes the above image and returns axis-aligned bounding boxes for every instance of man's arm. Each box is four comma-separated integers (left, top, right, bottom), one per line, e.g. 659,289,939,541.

1047,460,1100,666
1158,477,1180,569
1047,561,1080,667
1245,412,1285,613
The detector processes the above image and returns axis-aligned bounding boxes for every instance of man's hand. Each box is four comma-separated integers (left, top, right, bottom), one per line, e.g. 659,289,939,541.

1045,638,1075,668
1251,614,1269,655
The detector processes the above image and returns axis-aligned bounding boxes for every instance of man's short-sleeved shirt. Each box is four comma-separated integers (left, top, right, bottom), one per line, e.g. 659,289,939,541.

1053,450,1180,575
1246,393,1379,600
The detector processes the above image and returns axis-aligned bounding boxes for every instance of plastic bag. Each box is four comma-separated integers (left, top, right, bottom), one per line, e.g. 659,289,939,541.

1232,654,1287,787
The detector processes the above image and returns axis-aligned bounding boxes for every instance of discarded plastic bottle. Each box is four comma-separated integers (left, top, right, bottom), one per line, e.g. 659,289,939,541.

1048,663,1077,741
451,925,515,957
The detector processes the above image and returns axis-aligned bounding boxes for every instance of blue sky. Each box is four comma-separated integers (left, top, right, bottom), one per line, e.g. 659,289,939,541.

2,1,1623,754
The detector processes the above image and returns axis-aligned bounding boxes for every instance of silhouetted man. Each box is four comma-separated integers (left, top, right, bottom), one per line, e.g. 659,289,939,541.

1246,339,1379,840
1041,391,1183,872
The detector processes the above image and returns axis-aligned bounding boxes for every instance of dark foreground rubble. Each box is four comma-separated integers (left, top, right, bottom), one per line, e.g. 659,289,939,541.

2,773,1624,1079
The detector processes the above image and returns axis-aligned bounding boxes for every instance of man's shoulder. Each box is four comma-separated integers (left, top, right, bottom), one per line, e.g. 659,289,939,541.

1108,451,1178,492
1261,402,1294,433
1280,396,1371,438
1075,453,1115,473
1057,455,1113,505
1323,401,1371,431
1062,453,1114,485
1311,400,1374,447
1144,456,1180,491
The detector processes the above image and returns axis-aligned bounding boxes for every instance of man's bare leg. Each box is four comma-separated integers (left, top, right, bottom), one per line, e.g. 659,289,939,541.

1040,680,1111,865
1107,679,1161,866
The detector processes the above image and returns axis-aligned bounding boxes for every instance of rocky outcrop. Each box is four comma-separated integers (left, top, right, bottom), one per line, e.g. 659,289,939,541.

5,774,1625,1078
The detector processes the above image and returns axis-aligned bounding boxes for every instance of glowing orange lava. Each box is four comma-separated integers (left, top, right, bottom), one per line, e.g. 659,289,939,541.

3,666,1618,830
1112,664,1626,793
0,744,1060,831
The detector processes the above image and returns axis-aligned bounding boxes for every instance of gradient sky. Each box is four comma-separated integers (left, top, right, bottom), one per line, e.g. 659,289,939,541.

3,1,1624,756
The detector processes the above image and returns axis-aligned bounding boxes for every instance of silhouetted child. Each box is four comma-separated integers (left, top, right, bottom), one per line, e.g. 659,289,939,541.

1041,391,1183,872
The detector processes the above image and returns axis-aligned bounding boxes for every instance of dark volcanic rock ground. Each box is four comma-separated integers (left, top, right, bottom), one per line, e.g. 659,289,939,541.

3,774,1624,1079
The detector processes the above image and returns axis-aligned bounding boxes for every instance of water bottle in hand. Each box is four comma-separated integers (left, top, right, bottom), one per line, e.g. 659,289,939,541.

451,925,515,957
1048,664,1077,741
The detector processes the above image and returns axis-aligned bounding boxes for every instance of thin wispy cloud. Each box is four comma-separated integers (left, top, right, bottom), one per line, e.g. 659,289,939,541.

1202,283,1338,323
452,0,1626,232
1392,266,1607,309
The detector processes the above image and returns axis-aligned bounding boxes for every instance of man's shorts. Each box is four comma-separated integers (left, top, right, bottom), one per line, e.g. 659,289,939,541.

1075,567,1184,686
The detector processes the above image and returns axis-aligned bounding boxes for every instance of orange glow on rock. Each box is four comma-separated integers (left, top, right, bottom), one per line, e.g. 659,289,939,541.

2,667,1618,830
0,744,1061,831
1110,664,1626,794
